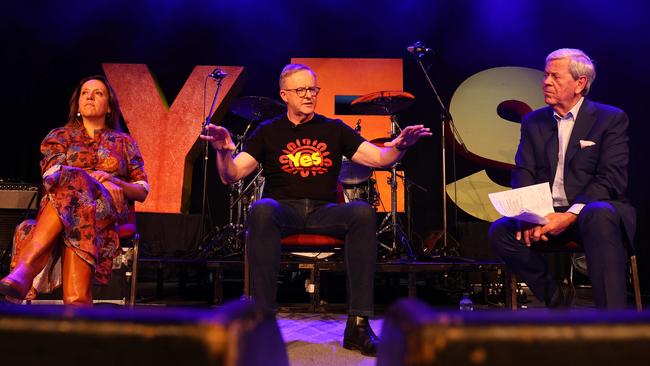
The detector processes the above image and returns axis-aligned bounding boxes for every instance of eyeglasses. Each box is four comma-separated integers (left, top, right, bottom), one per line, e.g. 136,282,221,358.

283,87,321,97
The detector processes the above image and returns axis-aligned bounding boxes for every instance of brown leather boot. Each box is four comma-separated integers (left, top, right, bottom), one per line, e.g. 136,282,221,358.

0,202,63,302
0,265,39,300
62,246,93,306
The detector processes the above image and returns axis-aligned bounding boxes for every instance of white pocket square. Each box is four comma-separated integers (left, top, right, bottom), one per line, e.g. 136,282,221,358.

579,140,596,149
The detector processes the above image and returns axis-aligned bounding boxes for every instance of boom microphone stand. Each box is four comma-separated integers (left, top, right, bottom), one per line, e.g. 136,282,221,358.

196,68,227,253
407,42,469,259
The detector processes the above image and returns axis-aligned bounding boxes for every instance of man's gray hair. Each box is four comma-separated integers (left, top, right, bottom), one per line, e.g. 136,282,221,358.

279,64,316,89
546,48,596,96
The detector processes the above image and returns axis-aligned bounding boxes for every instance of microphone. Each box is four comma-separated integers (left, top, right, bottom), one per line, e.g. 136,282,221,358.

208,68,228,80
407,42,433,57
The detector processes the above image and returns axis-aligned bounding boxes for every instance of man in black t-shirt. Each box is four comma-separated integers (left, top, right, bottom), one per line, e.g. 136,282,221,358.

244,112,365,202
201,64,430,357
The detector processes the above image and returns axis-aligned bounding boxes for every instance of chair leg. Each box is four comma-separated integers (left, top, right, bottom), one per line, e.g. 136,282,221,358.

504,268,518,311
310,265,317,312
244,237,250,300
128,234,140,308
408,272,417,298
631,255,642,312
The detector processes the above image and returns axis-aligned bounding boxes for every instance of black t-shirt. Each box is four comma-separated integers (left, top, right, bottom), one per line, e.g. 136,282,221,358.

243,113,365,202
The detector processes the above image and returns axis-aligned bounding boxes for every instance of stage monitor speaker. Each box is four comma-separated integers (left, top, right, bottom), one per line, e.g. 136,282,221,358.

0,182,38,275
0,210,33,248
379,298,650,366
0,300,289,366
0,182,39,210
0,210,36,276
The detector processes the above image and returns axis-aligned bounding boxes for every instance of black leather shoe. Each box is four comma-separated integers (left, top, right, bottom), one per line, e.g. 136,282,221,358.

546,280,575,309
342,316,379,357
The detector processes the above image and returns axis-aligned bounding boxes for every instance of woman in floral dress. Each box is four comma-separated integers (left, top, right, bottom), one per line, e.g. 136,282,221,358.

0,75,148,305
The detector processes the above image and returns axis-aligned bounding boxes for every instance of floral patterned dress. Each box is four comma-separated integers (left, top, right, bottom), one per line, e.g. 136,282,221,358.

12,124,148,297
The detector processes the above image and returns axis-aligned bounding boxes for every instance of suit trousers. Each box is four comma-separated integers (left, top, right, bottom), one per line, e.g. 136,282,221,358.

489,202,629,309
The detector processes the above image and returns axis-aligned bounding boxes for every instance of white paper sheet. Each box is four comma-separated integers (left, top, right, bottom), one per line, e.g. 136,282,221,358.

488,183,554,225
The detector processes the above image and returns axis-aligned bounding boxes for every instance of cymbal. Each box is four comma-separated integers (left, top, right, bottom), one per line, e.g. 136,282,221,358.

350,91,415,115
230,96,286,121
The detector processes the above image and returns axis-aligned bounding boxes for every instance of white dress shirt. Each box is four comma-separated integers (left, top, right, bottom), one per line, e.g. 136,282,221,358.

551,97,585,215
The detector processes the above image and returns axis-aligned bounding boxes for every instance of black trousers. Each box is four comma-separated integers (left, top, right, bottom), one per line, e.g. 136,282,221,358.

246,198,377,316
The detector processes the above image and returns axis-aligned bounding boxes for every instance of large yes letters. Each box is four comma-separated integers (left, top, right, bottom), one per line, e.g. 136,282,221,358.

103,64,245,213
447,67,545,221
103,61,542,220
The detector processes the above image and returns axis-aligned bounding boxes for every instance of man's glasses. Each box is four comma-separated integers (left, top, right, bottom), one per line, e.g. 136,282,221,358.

283,87,321,97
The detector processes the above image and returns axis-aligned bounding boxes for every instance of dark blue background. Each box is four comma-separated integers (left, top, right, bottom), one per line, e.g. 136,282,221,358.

2,1,649,291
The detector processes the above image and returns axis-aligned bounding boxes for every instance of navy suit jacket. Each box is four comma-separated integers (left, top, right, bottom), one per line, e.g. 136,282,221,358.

512,98,636,243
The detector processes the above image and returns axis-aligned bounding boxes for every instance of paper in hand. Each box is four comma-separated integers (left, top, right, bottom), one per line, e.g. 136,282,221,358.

488,183,554,225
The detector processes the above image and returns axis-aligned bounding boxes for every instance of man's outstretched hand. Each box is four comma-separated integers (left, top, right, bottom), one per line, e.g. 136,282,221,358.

383,124,432,150
200,124,236,152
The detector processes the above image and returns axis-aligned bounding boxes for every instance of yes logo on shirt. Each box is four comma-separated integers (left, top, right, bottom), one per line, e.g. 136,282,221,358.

279,139,333,178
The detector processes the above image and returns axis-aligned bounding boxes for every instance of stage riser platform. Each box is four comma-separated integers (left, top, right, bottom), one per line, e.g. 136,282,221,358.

134,258,514,311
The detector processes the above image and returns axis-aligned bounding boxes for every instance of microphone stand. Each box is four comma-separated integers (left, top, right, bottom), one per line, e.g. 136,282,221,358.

196,71,225,253
410,51,469,260
197,118,258,258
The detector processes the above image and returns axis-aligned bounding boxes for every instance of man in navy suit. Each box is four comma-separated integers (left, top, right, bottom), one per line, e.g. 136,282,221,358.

489,48,636,309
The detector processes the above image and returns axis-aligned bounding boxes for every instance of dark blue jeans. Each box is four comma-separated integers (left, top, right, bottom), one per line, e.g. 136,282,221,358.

246,198,377,316
488,202,629,309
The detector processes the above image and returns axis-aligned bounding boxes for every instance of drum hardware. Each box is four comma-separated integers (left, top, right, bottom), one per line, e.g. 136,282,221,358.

197,96,283,258
198,170,264,258
349,91,415,115
229,96,286,122
339,158,373,185
374,160,411,258
339,119,375,186
395,171,427,248
372,159,427,259
341,178,379,207
351,91,416,258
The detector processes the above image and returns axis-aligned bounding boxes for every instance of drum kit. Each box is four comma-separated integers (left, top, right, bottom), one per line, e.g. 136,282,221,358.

350,91,417,258
199,90,421,259
339,120,378,208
